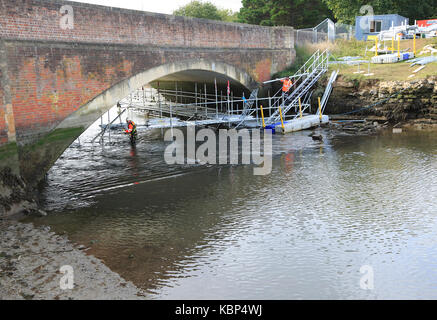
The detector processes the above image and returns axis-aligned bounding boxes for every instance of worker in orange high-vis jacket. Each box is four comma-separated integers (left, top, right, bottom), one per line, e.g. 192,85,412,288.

125,118,138,144
280,77,293,100
125,118,136,134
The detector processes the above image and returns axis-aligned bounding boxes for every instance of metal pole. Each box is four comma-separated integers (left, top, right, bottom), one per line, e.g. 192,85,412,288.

260,105,265,128
170,102,174,137
318,97,322,121
158,82,162,118
100,114,103,142
175,82,178,105
227,88,230,128
255,94,259,126
298,97,303,119
204,83,208,118
195,83,198,114
214,78,218,118
231,92,234,115
107,110,111,141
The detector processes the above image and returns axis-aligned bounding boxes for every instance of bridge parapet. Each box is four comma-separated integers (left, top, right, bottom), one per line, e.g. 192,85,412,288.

0,0,294,50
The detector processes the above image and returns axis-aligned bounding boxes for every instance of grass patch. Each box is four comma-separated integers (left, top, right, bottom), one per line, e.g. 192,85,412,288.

331,60,437,82
277,38,437,81
30,127,84,149
0,142,18,161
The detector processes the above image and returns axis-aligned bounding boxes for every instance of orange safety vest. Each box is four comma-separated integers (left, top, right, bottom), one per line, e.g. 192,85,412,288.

126,121,136,133
280,79,293,92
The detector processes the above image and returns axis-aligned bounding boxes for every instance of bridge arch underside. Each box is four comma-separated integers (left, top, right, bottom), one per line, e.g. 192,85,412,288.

19,61,257,183
58,60,257,131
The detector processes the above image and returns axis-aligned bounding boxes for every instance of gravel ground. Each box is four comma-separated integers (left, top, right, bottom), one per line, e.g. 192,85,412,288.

0,219,148,300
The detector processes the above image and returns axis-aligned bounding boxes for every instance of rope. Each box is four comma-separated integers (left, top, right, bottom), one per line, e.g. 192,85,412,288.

337,87,408,116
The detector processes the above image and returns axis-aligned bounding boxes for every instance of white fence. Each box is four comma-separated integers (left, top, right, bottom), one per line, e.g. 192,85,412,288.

295,19,355,45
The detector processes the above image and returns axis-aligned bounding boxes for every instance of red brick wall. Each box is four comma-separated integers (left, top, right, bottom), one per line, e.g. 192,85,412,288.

0,0,293,50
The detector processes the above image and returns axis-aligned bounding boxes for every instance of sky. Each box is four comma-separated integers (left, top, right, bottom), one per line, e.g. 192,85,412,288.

70,0,242,15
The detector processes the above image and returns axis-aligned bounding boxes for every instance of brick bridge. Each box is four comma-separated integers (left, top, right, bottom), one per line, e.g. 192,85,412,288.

0,0,295,183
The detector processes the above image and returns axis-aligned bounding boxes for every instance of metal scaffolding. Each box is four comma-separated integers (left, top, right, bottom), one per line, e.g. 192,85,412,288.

94,49,335,142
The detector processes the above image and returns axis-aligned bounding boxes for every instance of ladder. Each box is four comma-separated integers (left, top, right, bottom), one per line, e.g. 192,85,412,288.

320,69,338,114
234,88,259,128
265,49,330,124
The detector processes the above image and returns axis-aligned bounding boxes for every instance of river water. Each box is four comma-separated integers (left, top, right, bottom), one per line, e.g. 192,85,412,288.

30,115,437,299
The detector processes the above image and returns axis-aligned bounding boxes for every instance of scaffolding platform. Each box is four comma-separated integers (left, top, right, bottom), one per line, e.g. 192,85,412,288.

94,49,337,142
100,115,256,131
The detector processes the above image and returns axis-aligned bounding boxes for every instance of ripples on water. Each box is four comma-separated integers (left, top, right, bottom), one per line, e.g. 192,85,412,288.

32,118,437,299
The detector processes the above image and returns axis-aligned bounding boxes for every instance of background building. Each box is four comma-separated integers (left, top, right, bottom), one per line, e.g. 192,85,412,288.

355,14,409,40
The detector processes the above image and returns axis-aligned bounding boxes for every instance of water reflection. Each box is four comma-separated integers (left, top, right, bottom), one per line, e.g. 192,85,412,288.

31,122,437,299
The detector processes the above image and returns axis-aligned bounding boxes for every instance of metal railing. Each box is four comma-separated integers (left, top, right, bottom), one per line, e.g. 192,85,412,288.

265,49,329,124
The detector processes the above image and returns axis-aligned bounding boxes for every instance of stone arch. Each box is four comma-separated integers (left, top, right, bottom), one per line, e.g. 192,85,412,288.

57,59,258,130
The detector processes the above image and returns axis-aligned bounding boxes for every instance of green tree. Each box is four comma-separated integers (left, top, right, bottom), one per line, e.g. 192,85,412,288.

218,9,239,23
322,0,437,25
238,0,273,26
173,1,222,21
238,0,334,28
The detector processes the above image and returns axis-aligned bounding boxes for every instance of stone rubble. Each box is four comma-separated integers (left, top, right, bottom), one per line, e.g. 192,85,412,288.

321,75,437,126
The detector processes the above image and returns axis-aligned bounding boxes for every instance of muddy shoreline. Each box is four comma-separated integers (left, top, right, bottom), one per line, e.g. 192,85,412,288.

0,217,147,300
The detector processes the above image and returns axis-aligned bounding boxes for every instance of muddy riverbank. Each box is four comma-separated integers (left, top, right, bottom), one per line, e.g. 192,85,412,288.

319,75,437,127
0,217,147,300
